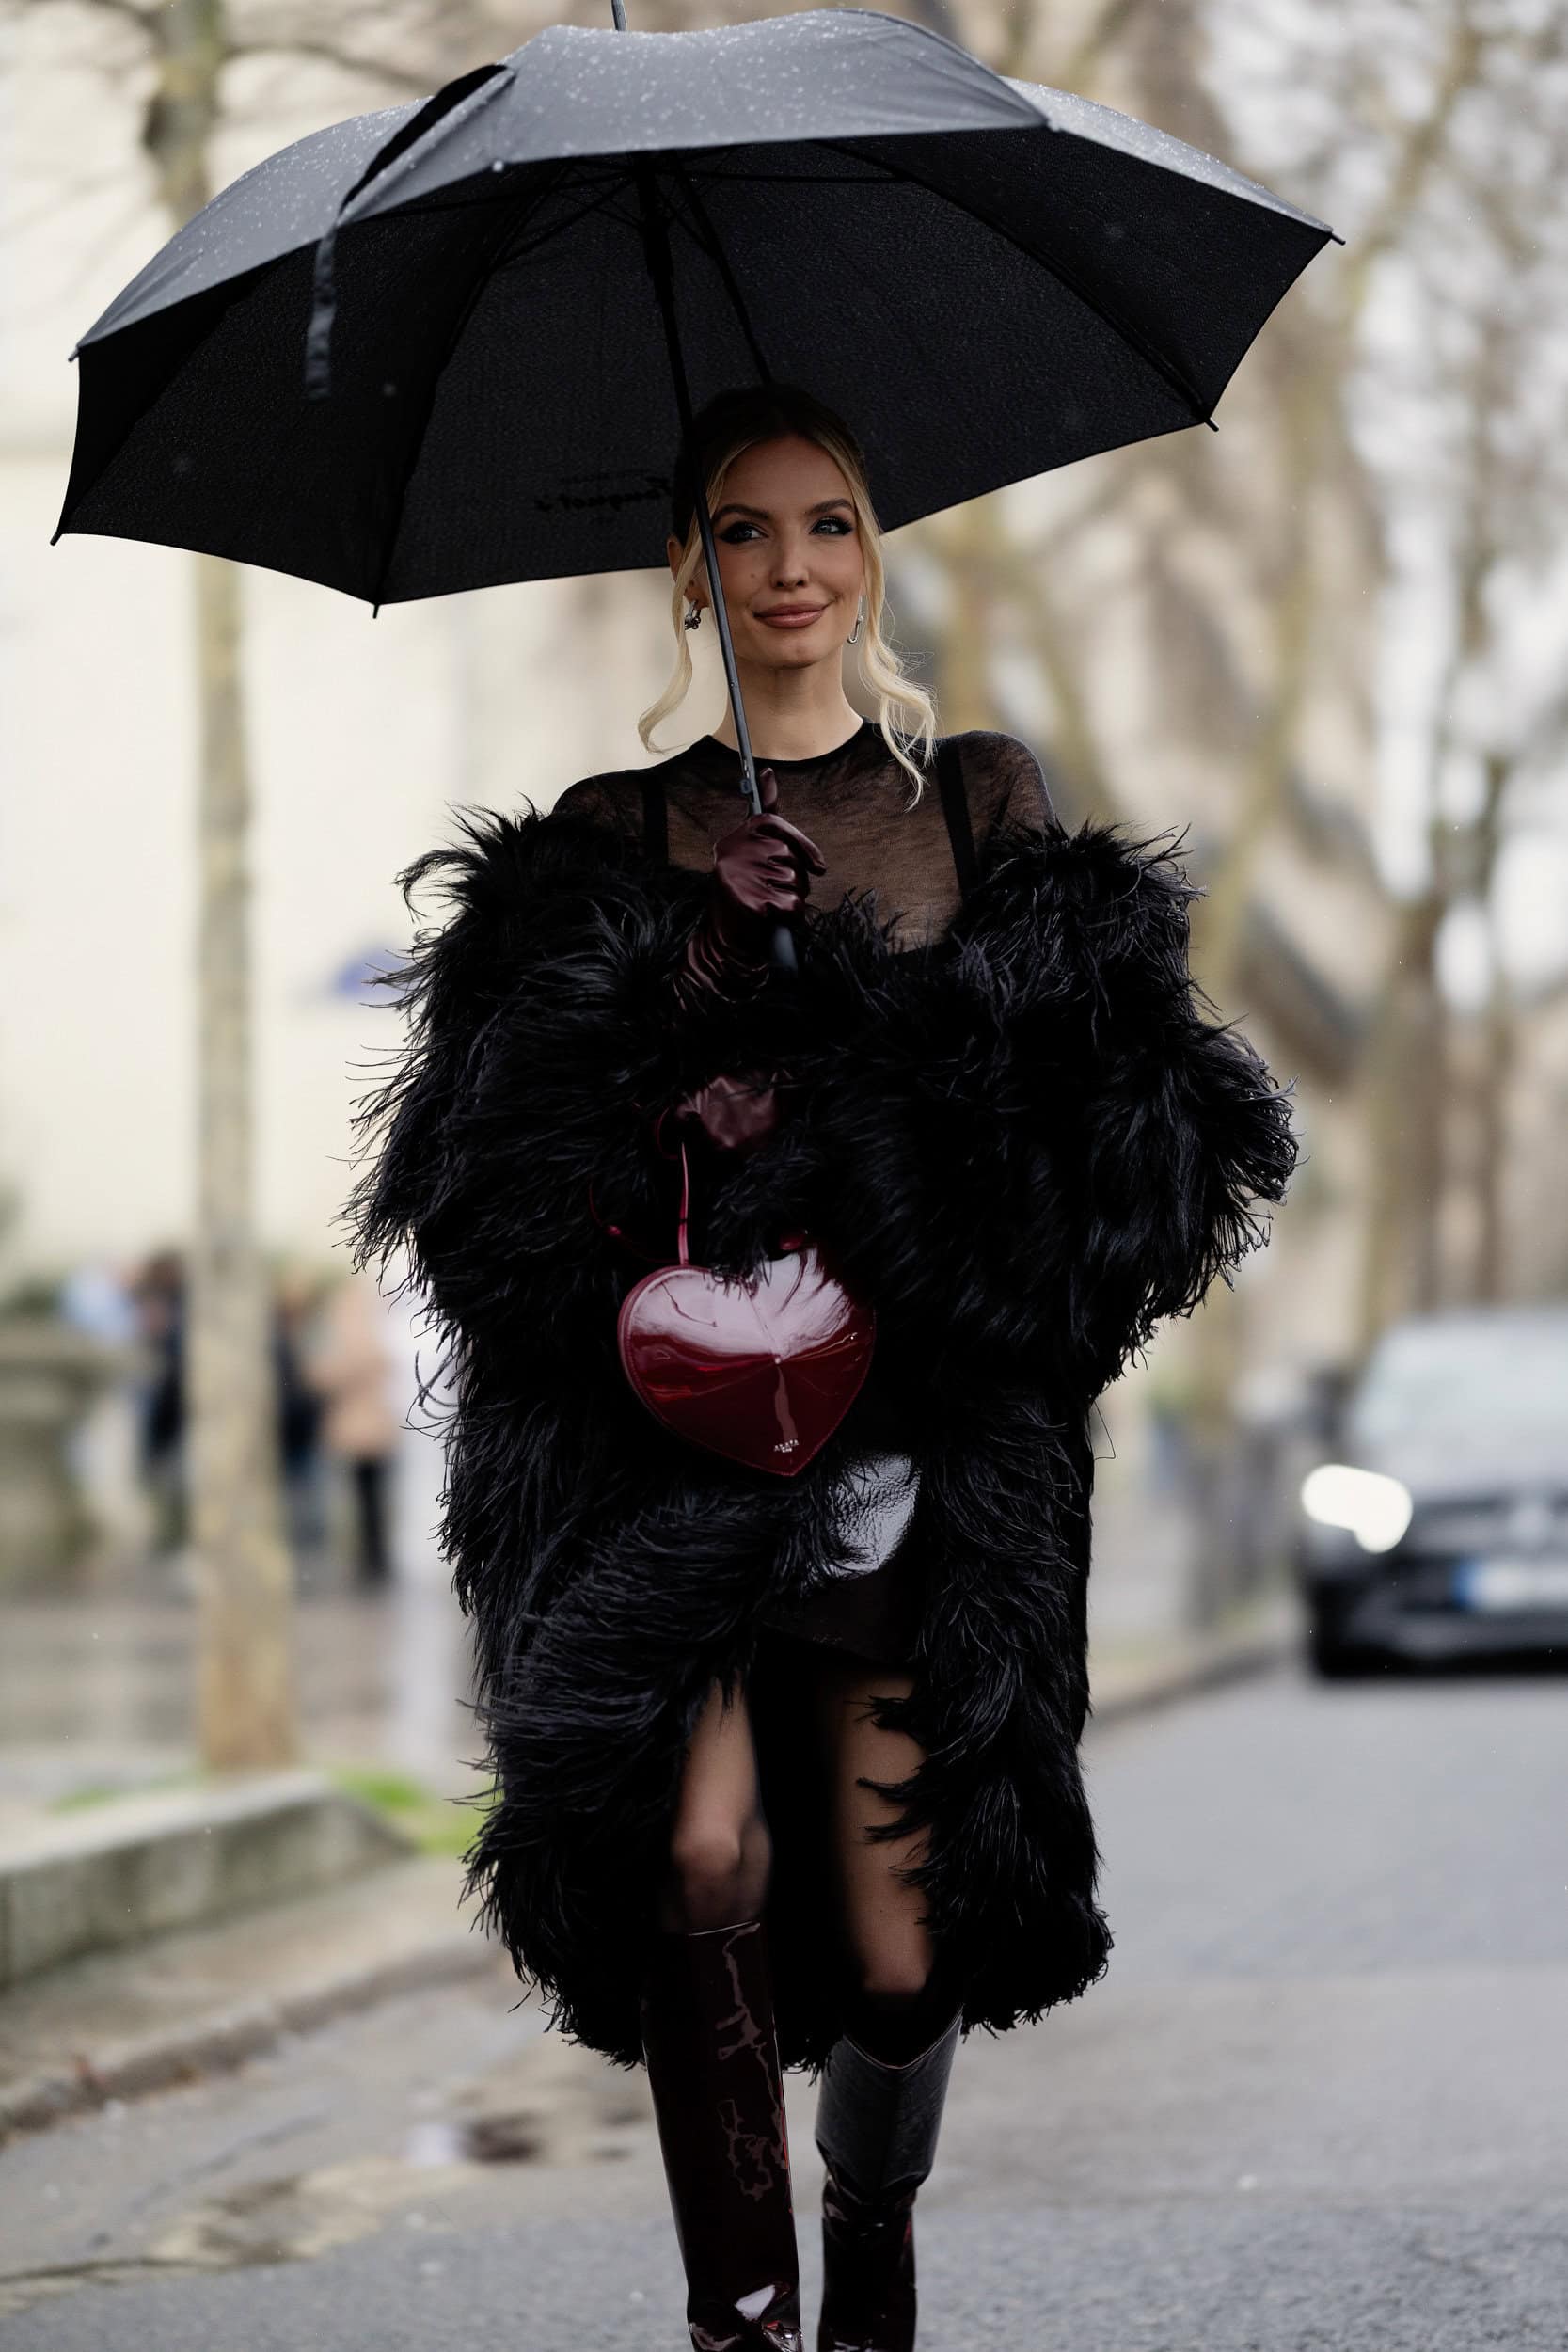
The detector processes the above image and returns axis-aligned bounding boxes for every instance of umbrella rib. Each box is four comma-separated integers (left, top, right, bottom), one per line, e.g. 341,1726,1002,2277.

374,167,633,258
816,139,1214,428
369,162,572,611
668,162,774,386
685,164,889,188
361,159,617,223
501,178,641,265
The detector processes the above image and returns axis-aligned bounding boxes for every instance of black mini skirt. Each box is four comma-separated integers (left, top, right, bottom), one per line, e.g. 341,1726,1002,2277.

759,1547,927,1670
758,1358,927,1670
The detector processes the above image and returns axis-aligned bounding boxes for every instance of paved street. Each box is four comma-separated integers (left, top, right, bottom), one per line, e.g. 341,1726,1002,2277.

1,1662,1564,2349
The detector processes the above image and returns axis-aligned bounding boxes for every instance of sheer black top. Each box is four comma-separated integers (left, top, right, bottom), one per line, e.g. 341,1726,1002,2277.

553,716,1052,950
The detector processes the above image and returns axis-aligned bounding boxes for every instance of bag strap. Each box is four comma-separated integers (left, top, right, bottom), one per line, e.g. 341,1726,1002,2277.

640,773,669,865
674,1137,692,1267
935,735,979,905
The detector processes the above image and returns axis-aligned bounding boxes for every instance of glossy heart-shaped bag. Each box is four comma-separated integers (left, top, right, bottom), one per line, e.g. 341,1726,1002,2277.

612,1140,875,1478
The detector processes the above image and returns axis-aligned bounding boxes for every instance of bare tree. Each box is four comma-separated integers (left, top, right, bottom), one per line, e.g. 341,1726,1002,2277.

1343,3,1568,1324
14,0,490,1765
927,0,1568,1611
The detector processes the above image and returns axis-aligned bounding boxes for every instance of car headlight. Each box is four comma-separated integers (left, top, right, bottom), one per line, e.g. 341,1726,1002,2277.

1300,1464,1414,1555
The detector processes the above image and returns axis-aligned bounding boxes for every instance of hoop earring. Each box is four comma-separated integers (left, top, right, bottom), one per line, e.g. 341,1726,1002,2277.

847,596,865,646
684,601,703,632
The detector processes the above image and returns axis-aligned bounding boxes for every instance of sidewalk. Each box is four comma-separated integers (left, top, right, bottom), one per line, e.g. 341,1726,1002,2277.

0,1614,1291,2148
0,1473,1296,2144
0,1851,499,2140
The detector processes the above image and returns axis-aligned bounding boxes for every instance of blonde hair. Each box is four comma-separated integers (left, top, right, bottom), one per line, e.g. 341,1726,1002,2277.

638,385,938,801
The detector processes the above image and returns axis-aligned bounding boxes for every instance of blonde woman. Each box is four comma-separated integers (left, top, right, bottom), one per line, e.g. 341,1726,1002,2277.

352,382,1293,2350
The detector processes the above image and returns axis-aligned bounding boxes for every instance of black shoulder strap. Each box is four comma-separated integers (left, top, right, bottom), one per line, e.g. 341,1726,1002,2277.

935,735,979,905
639,773,669,866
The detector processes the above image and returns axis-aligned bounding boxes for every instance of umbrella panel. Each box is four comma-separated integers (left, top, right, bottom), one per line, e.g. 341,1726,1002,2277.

378,157,1201,604
60,132,1326,604
64,196,553,602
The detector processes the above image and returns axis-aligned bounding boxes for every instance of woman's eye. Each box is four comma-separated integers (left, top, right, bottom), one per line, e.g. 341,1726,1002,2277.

719,518,853,542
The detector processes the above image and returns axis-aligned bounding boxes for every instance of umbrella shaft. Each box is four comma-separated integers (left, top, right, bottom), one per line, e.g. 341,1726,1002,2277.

633,162,763,822
631,142,797,972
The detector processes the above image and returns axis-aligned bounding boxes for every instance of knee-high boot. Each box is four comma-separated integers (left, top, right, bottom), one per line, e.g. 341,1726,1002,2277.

813,2012,961,2352
640,1915,803,2352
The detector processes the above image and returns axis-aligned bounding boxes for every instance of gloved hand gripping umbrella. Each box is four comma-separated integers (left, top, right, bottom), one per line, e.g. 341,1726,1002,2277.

57,0,1338,966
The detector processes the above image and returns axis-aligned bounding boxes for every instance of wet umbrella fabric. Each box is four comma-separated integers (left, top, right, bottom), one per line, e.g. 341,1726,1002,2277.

55,8,1337,608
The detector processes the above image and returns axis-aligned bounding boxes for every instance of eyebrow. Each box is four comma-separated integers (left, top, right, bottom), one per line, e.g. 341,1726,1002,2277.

711,497,854,522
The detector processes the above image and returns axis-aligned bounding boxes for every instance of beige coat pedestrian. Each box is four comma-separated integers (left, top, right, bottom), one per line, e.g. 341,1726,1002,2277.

307,1277,401,1462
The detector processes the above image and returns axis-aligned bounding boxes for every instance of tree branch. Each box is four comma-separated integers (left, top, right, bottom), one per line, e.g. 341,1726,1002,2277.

228,36,434,93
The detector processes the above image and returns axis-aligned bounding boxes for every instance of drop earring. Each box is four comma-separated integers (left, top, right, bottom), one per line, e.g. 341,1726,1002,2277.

684,601,703,631
847,596,865,646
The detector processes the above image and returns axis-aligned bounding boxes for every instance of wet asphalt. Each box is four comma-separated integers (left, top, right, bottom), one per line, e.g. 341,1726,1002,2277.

1,1660,1565,2350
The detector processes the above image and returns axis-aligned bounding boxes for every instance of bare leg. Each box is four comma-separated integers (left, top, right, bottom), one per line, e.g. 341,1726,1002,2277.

643,1676,800,2347
659,1673,773,1931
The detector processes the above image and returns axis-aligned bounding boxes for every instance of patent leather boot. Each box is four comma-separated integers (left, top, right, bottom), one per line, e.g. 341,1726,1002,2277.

814,2013,961,2352
640,1916,803,2352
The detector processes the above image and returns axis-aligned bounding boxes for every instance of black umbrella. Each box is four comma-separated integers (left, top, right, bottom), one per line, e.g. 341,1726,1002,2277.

56,3,1338,830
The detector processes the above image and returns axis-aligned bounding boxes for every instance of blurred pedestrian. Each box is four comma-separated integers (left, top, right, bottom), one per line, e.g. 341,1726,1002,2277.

130,1248,186,1555
59,1256,148,1565
305,1273,401,1587
274,1267,326,1564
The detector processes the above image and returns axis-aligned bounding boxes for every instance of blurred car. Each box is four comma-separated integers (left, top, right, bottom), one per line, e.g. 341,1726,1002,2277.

1295,1305,1568,1677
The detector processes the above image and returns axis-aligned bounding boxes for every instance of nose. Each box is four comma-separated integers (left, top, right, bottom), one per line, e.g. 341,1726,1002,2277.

770,533,811,587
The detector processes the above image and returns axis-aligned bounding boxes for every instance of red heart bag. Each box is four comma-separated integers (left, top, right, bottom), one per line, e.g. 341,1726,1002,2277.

611,1139,875,1478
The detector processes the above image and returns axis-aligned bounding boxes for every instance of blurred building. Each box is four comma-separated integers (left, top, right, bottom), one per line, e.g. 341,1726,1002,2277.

8,2,1551,1418
0,26,688,1286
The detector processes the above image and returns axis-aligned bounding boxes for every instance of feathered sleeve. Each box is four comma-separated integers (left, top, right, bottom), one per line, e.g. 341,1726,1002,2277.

768,730,1291,1397
345,792,746,1373
965,805,1298,1389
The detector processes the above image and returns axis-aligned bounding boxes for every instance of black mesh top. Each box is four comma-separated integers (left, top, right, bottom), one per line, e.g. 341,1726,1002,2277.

553,717,1052,949
549,720,1054,1664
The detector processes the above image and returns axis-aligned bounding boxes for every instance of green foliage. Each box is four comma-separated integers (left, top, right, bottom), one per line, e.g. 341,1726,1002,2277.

0,1272,70,1323
49,1769,203,1811
48,1763,496,1863
325,1761,497,1858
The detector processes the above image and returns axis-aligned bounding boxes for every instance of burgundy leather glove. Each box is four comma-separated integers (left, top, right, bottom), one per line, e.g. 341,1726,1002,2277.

669,766,824,1152
674,764,828,1008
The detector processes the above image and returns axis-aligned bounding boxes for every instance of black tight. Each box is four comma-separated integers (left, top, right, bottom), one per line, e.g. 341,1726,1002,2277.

657,1641,952,2054
840,1951,968,2065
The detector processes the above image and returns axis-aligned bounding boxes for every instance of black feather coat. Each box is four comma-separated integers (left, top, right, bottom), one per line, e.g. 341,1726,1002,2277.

348,767,1295,2074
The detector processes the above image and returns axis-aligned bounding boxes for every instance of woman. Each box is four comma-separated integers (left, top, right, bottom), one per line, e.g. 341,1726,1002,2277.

304,1274,402,1586
350,382,1294,2352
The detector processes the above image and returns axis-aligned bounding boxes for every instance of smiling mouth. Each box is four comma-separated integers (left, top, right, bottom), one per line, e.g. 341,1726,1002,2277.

759,606,827,622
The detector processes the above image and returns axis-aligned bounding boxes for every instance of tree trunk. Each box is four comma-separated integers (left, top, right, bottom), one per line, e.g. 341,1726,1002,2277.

1357,886,1446,1347
1469,751,1513,1305
145,0,296,1769
189,558,296,1768
1470,976,1513,1305
933,502,996,733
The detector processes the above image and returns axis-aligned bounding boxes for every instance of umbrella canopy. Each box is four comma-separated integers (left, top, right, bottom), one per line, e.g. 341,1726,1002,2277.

56,7,1338,608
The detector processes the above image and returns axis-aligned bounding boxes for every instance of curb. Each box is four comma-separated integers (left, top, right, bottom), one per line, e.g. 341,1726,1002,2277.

0,1883,500,2143
0,1769,413,1993
0,1624,1293,2143
1087,1616,1294,1732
